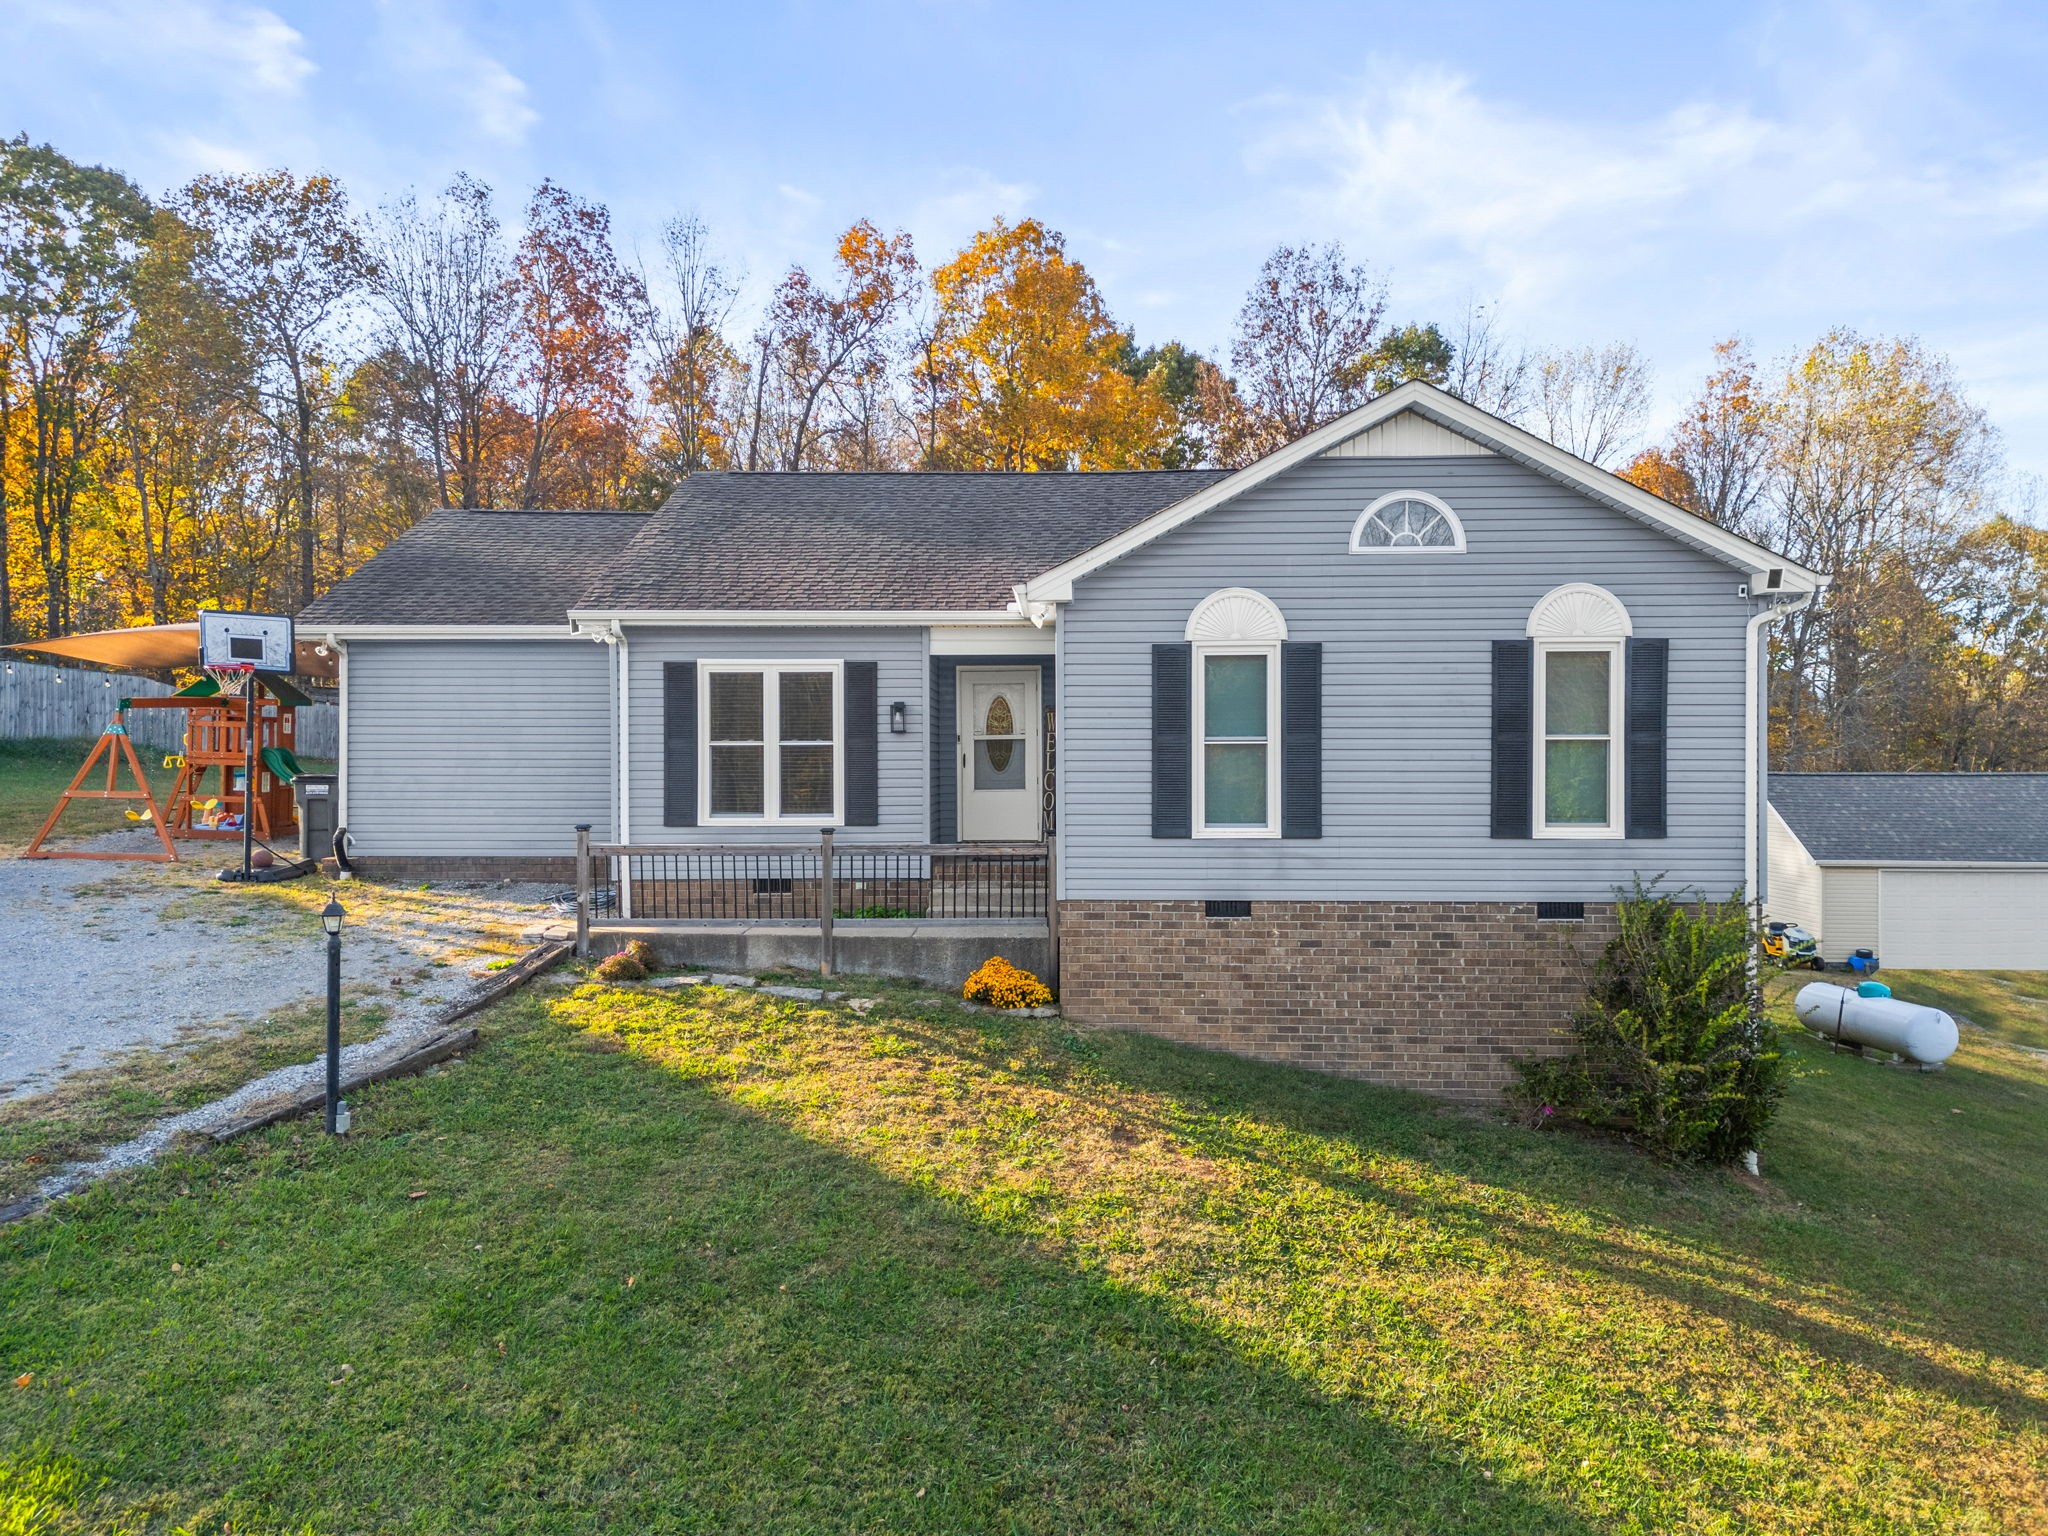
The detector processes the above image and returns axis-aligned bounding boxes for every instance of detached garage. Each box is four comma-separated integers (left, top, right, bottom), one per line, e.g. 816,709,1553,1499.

1768,773,2048,969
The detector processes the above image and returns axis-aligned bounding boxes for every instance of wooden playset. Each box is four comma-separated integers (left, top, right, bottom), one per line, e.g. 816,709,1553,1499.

20,611,310,865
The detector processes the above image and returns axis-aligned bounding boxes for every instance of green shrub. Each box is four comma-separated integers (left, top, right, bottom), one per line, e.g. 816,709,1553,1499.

1516,882,1785,1164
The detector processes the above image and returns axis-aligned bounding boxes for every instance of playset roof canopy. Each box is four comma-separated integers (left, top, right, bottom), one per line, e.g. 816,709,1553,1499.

5,622,338,680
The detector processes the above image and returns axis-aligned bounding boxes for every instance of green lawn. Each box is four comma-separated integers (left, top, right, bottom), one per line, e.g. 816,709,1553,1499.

0,737,336,854
0,738,181,853
1,968,2043,1534
1879,970,2048,1055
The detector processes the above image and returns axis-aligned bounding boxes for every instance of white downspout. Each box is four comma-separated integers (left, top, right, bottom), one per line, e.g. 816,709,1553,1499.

1745,592,1816,909
613,621,631,920
327,633,347,837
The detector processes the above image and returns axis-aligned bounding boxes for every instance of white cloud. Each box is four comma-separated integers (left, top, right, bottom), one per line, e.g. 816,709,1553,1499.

905,168,1033,256
374,0,538,146
16,0,314,94
1246,63,2048,321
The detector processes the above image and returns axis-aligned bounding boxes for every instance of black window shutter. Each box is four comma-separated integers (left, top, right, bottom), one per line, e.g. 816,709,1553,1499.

1625,637,1668,839
844,661,879,827
1491,640,1533,839
663,662,697,827
1151,643,1192,839
1281,641,1322,839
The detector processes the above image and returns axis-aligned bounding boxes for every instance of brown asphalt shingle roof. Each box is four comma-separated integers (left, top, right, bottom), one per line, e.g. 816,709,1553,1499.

572,470,1230,613
297,510,650,627
299,471,1229,626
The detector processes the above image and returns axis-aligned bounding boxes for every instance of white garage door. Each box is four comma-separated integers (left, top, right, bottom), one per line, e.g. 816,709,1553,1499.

1879,869,2048,969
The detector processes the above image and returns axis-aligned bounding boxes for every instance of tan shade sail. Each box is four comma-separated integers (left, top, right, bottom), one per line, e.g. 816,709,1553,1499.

5,623,339,680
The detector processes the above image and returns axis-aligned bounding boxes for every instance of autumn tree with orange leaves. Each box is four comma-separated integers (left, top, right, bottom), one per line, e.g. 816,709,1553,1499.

512,180,644,509
926,217,1173,470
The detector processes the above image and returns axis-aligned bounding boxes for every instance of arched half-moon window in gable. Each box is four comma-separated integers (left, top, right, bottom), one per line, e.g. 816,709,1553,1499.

1349,490,1468,553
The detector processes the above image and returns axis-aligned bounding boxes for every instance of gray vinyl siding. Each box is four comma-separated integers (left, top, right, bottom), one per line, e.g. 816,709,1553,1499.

343,637,613,857
1059,454,1751,901
625,626,926,844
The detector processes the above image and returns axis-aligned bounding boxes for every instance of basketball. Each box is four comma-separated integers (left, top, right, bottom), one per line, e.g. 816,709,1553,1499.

251,847,274,869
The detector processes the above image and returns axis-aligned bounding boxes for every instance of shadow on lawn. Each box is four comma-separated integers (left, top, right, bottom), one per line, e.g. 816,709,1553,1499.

1097,1028,2039,1417
0,1006,1605,1536
1038,1019,2048,1432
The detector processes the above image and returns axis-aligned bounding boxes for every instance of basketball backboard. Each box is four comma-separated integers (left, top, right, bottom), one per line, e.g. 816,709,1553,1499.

198,610,295,673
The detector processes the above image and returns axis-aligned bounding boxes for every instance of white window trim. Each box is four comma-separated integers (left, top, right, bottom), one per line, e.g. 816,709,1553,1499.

697,660,844,826
1348,489,1468,554
1192,642,1282,839
1533,638,1625,840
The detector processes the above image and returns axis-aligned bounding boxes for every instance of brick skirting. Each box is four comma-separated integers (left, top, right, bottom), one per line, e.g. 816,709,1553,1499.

1058,900,1618,1100
343,855,584,884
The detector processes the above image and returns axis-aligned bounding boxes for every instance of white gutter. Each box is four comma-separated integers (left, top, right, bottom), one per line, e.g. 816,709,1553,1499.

1811,859,2048,871
313,623,580,639
1747,591,1818,911
567,608,1028,628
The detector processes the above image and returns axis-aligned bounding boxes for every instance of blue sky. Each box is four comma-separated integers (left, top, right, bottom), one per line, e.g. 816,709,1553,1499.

10,0,2048,478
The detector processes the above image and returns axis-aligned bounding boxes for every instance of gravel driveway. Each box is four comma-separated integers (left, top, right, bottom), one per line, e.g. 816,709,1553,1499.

1,825,563,1100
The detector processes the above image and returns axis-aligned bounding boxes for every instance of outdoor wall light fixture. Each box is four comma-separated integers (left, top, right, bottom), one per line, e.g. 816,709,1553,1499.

889,701,908,735
322,897,350,1135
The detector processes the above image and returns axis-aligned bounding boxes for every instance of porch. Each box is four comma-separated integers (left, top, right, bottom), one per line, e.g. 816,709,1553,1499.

572,827,1055,989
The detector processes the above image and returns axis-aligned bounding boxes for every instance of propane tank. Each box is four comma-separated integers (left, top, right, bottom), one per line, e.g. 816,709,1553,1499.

1794,983,1959,1066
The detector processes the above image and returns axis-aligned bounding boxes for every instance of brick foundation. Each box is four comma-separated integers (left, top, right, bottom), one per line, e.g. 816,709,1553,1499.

344,855,584,884
1058,900,1618,1101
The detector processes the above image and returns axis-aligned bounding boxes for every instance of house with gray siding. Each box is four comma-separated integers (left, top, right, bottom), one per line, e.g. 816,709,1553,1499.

298,382,1825,1098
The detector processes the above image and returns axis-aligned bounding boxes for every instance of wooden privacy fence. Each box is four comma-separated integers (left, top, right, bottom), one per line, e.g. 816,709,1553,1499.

1,657,338,757
574,826,1055,976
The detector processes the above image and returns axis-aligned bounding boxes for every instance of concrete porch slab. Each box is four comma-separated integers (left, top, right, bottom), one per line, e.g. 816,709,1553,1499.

586,921,1049,991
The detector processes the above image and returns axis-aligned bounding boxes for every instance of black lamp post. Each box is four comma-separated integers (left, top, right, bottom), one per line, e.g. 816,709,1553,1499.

322,897,348,1134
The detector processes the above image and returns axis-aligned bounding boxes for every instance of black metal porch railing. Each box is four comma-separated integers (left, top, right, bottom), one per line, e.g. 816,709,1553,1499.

571,827,1052,972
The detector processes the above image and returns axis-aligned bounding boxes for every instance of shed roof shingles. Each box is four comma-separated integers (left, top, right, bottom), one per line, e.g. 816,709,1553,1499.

572,470,1229,613
1772,772,2048,864
298,510,650,627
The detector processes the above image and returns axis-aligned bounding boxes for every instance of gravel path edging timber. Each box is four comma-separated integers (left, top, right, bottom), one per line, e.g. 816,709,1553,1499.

0,940,573,1228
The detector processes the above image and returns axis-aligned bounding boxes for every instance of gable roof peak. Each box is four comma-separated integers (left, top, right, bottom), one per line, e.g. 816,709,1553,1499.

1017,380,1825,601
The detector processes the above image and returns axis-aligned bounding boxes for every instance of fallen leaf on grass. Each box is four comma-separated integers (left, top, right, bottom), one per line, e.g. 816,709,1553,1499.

407,1191,427,1200
13,1374,30,1389
170,1262,183,1274
625,1276,635,1288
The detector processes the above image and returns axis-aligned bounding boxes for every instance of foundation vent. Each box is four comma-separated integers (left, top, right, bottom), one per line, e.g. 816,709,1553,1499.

1535,901,1586,922
1203,900,1253,919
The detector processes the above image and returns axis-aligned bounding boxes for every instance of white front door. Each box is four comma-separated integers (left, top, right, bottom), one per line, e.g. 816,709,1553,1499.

957,668,1041,842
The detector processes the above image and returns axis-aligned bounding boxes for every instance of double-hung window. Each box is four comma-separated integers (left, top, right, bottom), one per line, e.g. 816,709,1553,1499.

1195,647,1279,837
1534,641,1622,836
701,662,841,823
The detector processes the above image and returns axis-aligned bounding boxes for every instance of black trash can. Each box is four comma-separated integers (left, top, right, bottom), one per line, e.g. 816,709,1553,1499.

294,774,339,862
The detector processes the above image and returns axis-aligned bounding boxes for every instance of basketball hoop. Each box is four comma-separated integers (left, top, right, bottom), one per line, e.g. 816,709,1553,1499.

204,661,257,697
